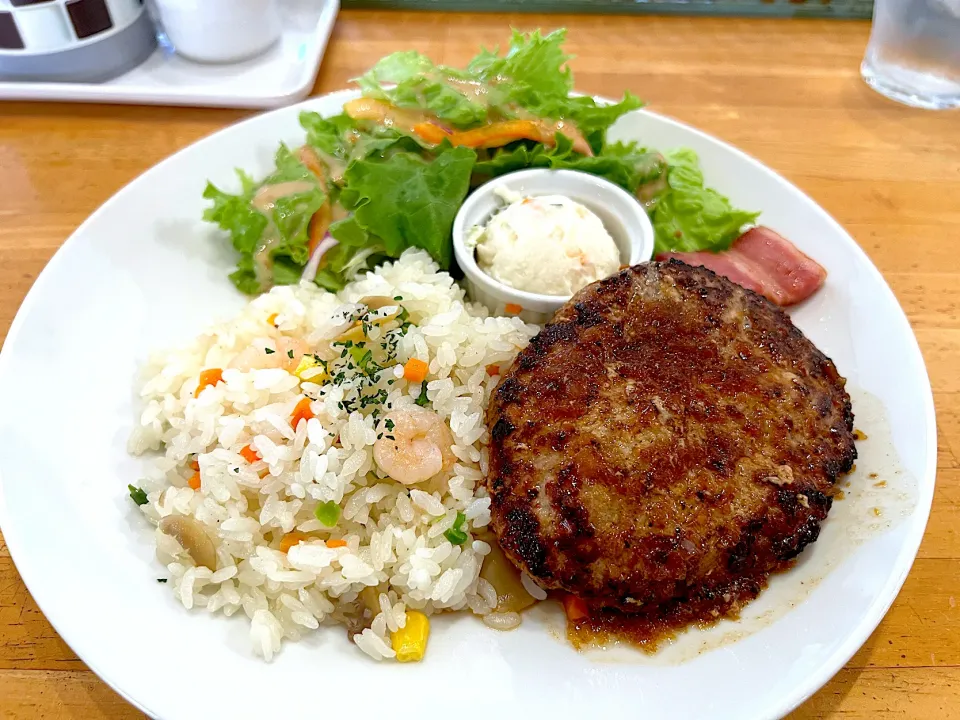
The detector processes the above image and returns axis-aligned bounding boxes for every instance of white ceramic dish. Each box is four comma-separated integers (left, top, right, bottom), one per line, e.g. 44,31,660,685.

452,168,655,324
0,0,338,108
152,0,282,64
0,89,936,720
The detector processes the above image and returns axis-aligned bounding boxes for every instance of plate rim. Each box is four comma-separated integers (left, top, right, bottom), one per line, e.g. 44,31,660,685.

0,89,938,720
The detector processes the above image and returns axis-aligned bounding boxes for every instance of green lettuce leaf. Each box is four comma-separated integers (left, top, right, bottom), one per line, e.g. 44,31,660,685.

651,149,760,254
330,145,476,270
470,29,573,101
351,29,641,155
313,243,390,292
530,92,644,154
229,256,262,295
265,145,326,252
474,135,665,196
299,111,356,159
564,93,643,139
355,51,489,128
203,170,266,256
203,144,326,294
352,30,576,129
468,31,640,151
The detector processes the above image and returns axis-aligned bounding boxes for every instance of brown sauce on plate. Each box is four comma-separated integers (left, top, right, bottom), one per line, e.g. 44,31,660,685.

558,576,772,652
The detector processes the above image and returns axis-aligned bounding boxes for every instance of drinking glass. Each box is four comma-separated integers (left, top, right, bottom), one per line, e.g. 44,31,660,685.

861,0,960,110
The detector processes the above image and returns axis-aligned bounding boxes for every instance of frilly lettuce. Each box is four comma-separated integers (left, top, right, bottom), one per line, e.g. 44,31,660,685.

356,52,489,129
203,144,326,294
651,149,760,254
355,28,641,151
331,145,476,271
474,135,666,195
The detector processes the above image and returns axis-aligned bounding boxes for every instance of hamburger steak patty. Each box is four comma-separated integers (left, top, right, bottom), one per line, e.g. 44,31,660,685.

486,261,856,615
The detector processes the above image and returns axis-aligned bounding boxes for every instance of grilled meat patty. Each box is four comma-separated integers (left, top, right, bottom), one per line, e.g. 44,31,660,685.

486,261,856,614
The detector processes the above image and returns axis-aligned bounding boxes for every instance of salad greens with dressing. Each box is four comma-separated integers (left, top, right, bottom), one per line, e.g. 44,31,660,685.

204,29,758,295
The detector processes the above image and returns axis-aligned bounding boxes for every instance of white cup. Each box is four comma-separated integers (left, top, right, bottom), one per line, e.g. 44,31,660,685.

151,0,282,64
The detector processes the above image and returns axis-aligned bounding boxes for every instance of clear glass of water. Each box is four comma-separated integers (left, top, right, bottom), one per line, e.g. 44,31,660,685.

861,0,960,110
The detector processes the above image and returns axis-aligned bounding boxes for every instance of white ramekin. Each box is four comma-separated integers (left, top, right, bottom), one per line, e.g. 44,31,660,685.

151,0,281,64
452,169,656,325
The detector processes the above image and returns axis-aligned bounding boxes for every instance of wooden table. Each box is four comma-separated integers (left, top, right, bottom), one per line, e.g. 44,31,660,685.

1,9,959,719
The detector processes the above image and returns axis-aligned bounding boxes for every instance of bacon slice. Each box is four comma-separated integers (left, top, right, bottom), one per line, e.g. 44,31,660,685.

656,227,826,306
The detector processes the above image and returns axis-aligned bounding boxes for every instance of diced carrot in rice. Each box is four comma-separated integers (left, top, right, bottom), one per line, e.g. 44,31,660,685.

403,358,428,383
239,444,260,464
290,398,314,428
279,532,308,553
194,368,223,398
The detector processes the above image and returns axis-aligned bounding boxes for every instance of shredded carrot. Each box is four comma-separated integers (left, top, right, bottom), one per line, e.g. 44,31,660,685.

504,303,523,315
190,458,200,472
267,313,278,327
308,203,331,255
307,201,332,256
343,97,392,120
239,444,260,464
343,98,591,155
295,146,333,258
412,122,451,145
563,594,589,622
187,471,201,491
485,364,500,376
297,146,326,181
291,397,315,428
326,539,348,549
343,98,432,135
194,368,223,398
403,358,429,383
447,118,595,153
448,120,544,149
279,531,308,554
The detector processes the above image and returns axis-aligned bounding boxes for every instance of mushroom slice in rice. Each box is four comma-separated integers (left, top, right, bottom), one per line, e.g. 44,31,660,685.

359,295,397,310
159,515,217,571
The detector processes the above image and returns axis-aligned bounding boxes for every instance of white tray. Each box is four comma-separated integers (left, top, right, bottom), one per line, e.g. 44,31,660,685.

0,0,339,109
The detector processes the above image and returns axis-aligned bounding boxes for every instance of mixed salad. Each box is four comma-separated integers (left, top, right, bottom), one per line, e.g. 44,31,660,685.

205,30,758,295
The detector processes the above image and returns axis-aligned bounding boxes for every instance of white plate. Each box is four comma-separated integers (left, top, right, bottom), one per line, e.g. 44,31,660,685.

0,0,338,109
0,89,936,720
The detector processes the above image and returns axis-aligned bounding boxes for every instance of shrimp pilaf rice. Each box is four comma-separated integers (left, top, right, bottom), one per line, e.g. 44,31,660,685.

128,250,538,661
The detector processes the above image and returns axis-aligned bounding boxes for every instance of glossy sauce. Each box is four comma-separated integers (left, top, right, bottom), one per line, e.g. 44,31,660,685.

563,579,767,652
444,76,493,107
250,180,316,286
251,181,316,215
315,149,347,184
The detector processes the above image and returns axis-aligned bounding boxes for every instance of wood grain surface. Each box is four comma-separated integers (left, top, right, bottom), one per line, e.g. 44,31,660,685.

1,9,959,719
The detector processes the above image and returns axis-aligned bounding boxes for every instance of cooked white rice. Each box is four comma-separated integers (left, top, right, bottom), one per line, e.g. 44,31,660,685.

129,249,538,661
